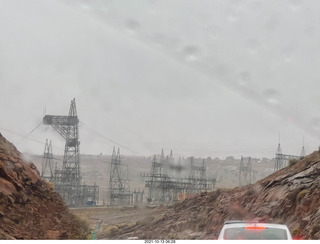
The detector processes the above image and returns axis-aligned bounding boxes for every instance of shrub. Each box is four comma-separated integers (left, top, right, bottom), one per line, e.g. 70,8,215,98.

196,221,206,231
287,189,301,203
292,228,302,236
311,225,320,239
72,215,91,239
289,159,299,167
296,189,309,202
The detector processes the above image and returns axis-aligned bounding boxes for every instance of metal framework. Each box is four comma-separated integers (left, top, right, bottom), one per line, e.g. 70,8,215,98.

300,137,306,158
144,150,215,204
41,139,54,180
107,147,135,205
274,143,301,172
43,98,99,206
239,156,252,186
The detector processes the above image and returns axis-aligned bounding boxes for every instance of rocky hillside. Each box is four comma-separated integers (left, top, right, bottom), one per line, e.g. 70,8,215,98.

0,133,90,239
114,149,320,240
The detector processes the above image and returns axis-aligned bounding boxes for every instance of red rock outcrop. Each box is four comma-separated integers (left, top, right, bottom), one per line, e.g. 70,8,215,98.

0,133,90,239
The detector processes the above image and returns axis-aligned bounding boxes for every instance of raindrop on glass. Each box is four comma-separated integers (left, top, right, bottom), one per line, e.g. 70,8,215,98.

237,72,252,87
125,19,140,34
227,10,238,23
265,15,279,31
283,48,295,62
183,46,200,62
263,89,280,105
246,39,260,53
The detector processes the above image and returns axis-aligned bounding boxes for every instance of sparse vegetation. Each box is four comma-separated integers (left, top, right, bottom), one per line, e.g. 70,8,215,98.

287,189,301,203
311,225,320,239
289,159,299,167
296,189,309,202
208,189,222,202
292,228,302,237
72,215,91,239
196,221,206,231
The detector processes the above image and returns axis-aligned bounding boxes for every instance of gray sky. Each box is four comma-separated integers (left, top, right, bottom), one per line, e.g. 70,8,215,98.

1,0,320,159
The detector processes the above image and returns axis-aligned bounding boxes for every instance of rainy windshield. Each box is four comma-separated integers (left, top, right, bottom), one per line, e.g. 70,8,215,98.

0,0,320,241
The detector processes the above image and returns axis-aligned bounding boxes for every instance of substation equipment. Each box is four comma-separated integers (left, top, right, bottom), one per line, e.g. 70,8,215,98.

107,147,144,206
274,143,305,172
142,150,216,204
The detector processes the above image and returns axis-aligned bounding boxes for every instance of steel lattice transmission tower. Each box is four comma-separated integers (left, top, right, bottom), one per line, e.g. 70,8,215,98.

239,156,252,186
274,143,285,171
108,147,132,205
300,136,306,158
43,98,98,206
41,139,54,180
274,142,301,172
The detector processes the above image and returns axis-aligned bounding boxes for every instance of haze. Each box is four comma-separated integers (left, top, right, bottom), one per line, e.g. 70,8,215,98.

1,0,320,159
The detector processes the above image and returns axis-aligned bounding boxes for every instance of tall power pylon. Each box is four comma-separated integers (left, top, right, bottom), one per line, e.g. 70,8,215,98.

300,137,306,158
41,139,54,180
108,147,132,205
43,98,81,205
274,142,301,172
239,156,252,186
43,98,98,206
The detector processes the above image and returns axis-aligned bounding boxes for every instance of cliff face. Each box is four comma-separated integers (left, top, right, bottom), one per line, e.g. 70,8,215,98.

0,133,89,240
114,150,320,240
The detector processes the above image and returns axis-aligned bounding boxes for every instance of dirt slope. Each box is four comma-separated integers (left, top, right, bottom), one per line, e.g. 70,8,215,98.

113,150,320,240
0,133,90,239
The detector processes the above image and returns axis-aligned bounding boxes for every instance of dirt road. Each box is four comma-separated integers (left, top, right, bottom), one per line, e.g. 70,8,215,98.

70,205,170,239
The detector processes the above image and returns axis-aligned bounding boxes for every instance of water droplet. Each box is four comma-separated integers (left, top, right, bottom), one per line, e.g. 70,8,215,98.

214,63,230,78
183,46,200,62
153,33,166,48
265,15,280,31
125,19,140,34
227,10,238,23
263,89,280,105
246,39,260,53
237,72,252,87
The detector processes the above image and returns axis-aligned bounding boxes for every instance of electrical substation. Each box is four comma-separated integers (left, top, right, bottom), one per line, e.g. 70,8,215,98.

274,143,305,172
142,150,216,204
36,99,309,207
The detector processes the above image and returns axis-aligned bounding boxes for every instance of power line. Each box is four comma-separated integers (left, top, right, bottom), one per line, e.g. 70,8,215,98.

17,121,43,145
79,121,138,155
0,125,44,145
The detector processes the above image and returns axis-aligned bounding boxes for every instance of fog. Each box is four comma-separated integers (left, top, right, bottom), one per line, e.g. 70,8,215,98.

1,0,320,159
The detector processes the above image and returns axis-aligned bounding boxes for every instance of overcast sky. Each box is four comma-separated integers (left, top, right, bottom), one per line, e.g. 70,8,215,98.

1,0,320,159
